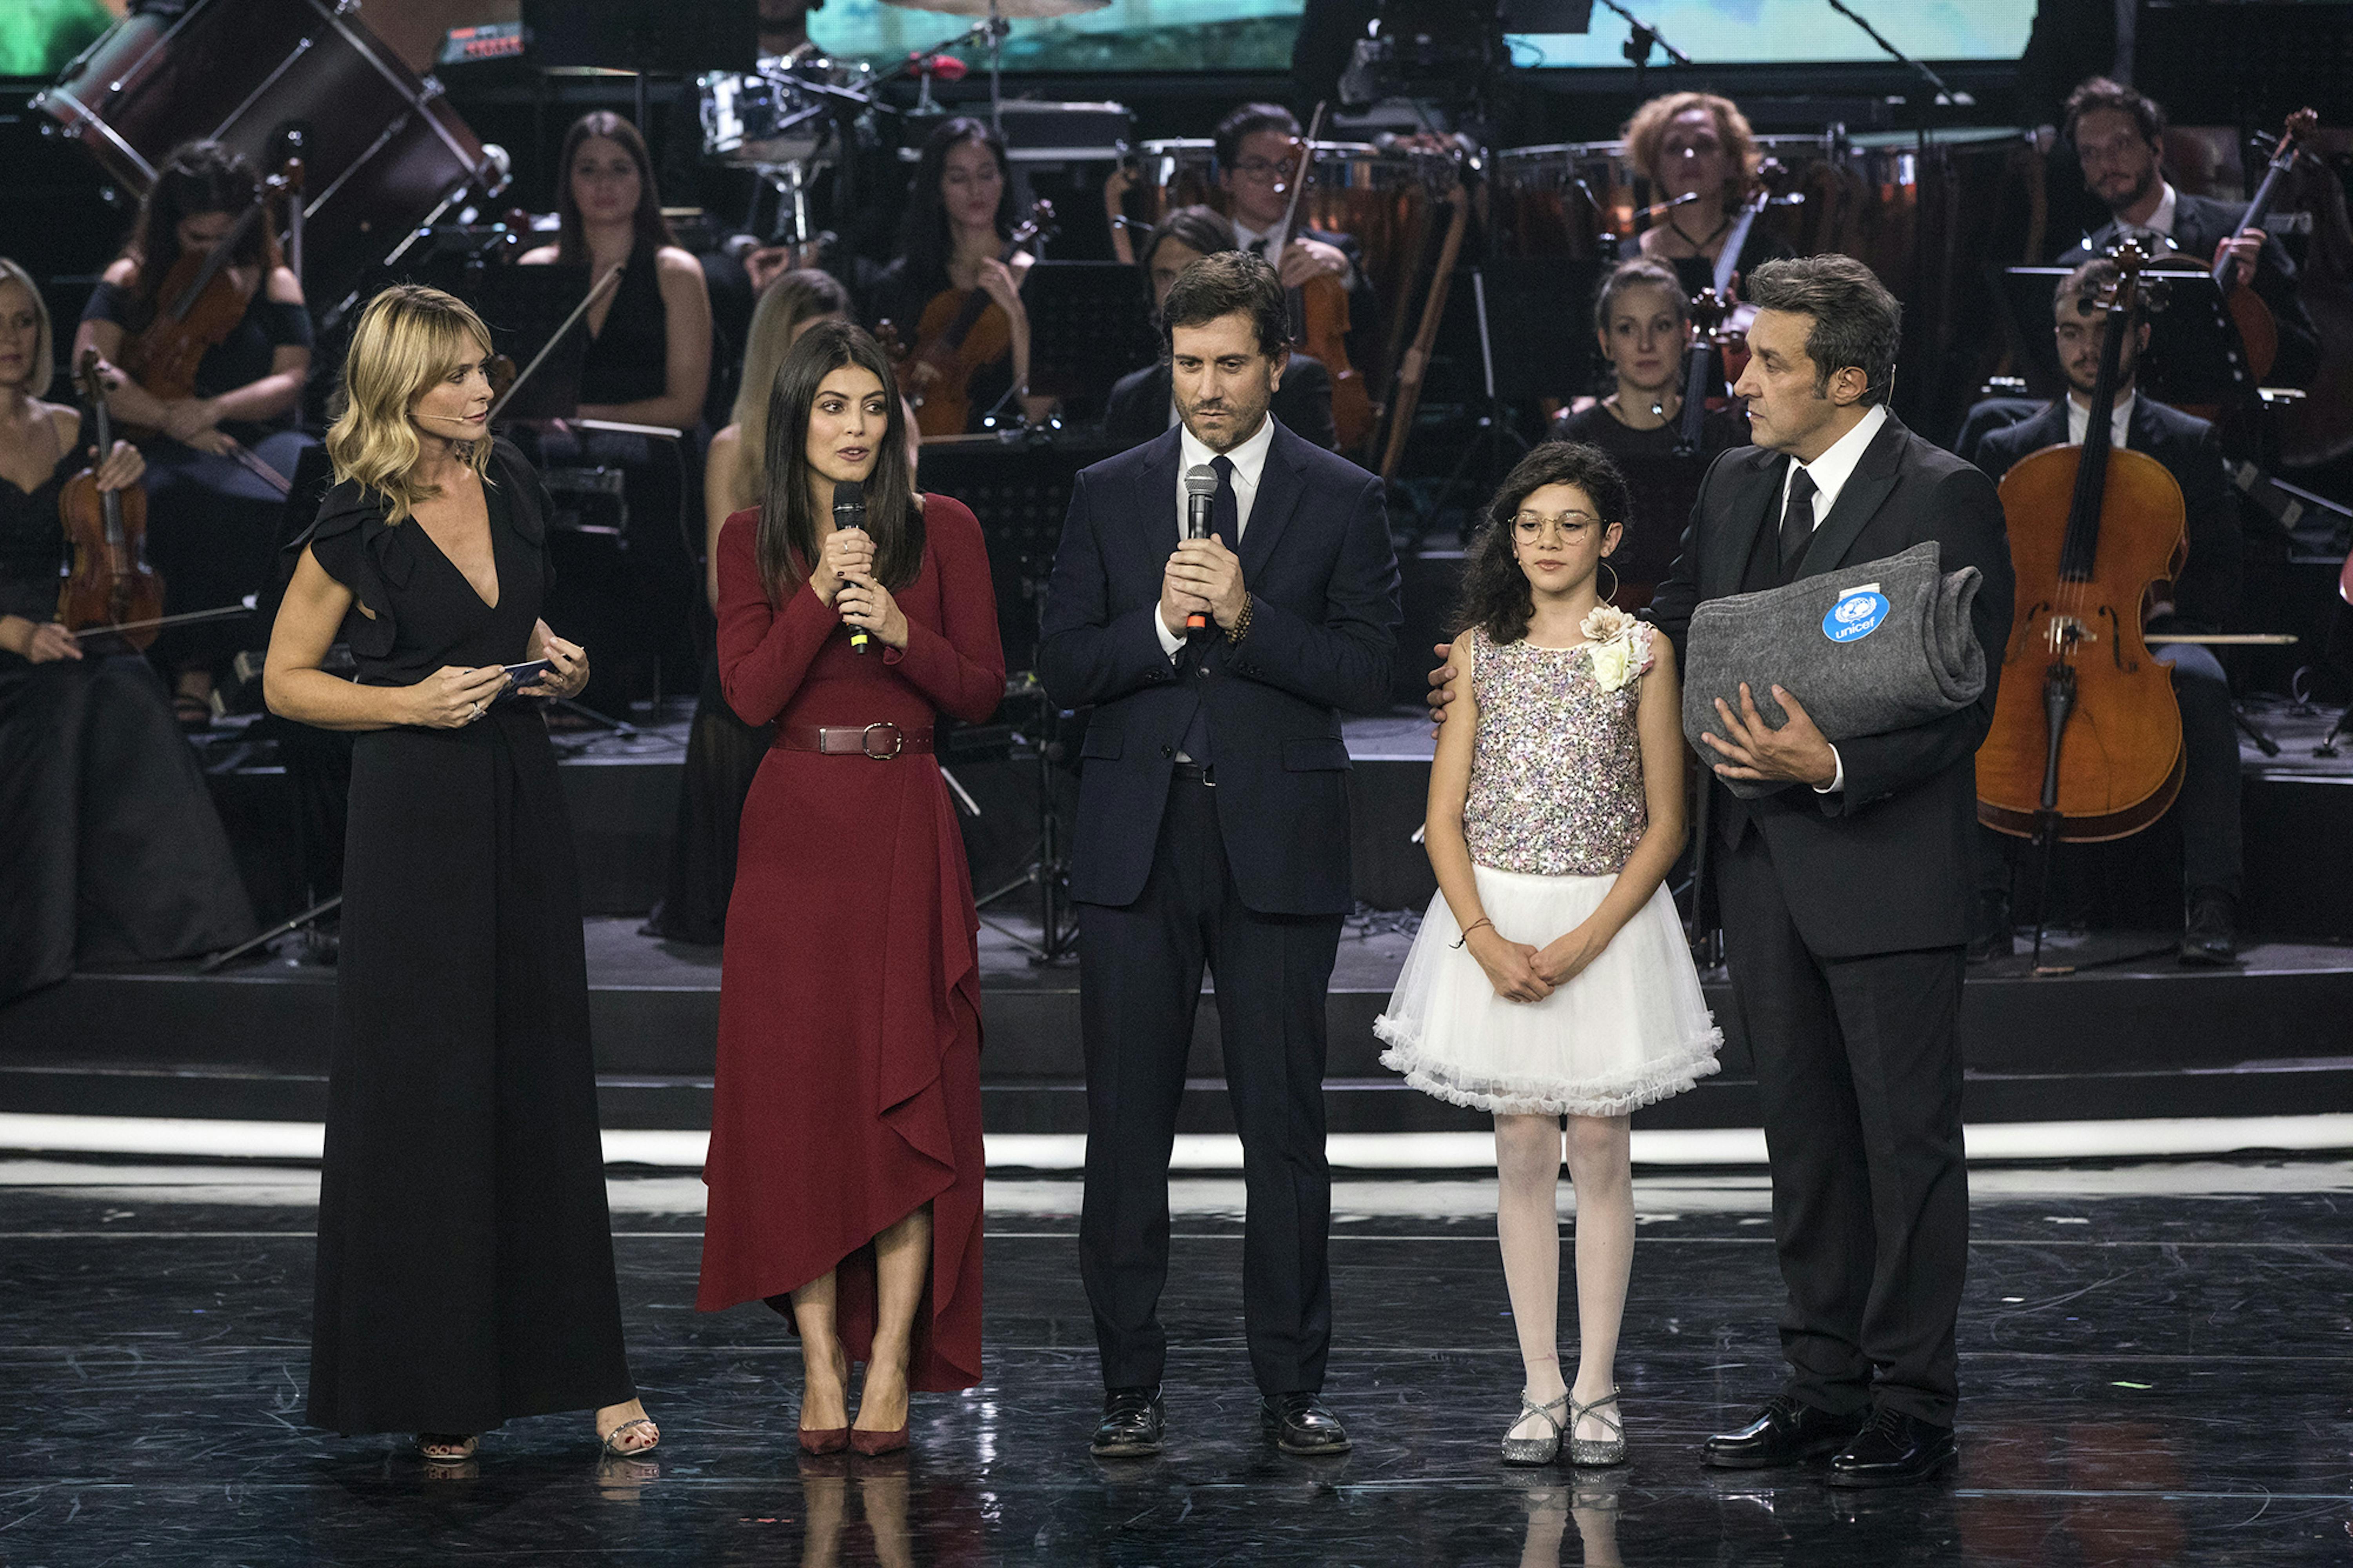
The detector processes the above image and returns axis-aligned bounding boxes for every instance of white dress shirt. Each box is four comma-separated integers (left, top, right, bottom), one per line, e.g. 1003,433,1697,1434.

1153,411,1277,658
2067,389,2136,449
1232,220,1357,289
1774,401,1889,794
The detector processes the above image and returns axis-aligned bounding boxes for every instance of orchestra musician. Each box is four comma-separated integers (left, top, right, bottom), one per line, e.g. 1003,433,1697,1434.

1212,103,1380,355
0,256,254,1004
2058,77,2320,389
1550,258,1749,605
72,140,313,728
867,117,1056,436
1101,206,1338,452
1969,257,2245,965
648,268,853,945
519,110,714,714
1622,92,1784,278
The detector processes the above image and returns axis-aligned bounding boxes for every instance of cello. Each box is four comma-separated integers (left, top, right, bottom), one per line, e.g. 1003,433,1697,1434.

1259,103,1376,456
1977,239,2186,871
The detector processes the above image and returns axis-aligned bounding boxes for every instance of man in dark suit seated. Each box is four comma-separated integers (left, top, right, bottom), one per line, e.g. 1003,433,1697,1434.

1101,206,1338,451
1431,255,2011,1485
1973,257,2246,963
1214,102,1382,353
1039,250,1400,1462
2057,76,2319,390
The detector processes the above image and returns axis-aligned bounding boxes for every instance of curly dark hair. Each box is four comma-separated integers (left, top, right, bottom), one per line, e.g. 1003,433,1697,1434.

1453,442,1631,645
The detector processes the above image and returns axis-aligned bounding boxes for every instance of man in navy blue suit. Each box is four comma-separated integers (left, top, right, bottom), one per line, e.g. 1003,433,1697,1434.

1038,251,1400,1459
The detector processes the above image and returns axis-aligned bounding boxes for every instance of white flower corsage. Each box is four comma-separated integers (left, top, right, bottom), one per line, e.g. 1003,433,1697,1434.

1582,603,1642,692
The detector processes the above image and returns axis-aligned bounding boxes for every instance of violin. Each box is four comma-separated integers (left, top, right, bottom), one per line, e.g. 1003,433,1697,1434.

886,202,1052,440
1683,159,1800,420
1262,105,1375,455
58,350,165,651
1977,238,2186,846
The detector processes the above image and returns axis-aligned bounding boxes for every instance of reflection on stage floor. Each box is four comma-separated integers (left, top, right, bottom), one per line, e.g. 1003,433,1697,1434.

5,1158,2350,1565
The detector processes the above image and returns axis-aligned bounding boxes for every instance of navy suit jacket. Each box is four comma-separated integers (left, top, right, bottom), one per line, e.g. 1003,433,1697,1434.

1037,419,1401,914
1647,412,2015,958
1974,395,2239,630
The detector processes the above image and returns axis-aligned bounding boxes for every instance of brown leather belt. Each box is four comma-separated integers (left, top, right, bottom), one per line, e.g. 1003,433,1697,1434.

778,722,934,759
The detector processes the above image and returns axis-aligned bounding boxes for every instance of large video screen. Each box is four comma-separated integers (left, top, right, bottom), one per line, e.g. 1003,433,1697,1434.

0,0,118,78
808,0,2035,74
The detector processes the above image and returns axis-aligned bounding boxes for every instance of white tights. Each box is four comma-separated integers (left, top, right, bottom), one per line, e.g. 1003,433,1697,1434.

1495,1112,1633,1443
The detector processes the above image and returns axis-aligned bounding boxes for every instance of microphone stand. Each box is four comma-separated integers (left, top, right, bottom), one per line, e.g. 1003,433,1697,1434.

1821,0,1972,109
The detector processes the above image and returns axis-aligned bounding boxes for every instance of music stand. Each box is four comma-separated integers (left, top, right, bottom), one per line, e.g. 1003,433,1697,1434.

1999,265,2252,411
1475,256,1607,405
1021,261,1162,419
914,431,1122,963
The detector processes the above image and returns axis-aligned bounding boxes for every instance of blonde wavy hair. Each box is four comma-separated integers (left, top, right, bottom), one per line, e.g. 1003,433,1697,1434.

325,284,495,523
0,258,56,399
726,268,851,507
1624,92,1758,207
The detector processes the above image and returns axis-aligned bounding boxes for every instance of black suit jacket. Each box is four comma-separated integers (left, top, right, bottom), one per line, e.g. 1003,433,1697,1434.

1037,420,1401,914
1101,356,1339,452
1974,395,2239,630
1648,412,2016,958
2067,192,2321,389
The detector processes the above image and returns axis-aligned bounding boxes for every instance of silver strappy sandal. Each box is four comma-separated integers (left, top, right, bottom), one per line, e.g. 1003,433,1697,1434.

1568,1388,1627,1467
1500,1391,1569,1466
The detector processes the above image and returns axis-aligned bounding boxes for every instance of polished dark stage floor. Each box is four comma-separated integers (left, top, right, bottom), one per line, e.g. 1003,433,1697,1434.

5,1160,2351,1566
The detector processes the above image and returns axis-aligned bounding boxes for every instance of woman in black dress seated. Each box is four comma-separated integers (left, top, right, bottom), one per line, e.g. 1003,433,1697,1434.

520,111,714,714
867,117,1056,437
1552,258,1747,608
265,284,656,1463
0,257,254,1003
73,141,313,727
648,269,852,943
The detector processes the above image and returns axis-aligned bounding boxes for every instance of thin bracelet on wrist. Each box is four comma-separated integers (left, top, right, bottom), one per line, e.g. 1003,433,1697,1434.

1451,917,1494,949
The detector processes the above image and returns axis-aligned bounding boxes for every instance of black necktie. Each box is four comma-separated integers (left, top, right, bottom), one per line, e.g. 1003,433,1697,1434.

1211,453,1238,543
1778,466,1817,576
1247,236,1268,258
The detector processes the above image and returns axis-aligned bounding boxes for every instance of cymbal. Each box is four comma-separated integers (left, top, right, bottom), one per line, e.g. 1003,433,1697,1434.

880,0,1109,18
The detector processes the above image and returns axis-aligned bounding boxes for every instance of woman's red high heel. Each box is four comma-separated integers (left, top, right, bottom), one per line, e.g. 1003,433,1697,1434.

849,1424,908,1457
798,1427,850,1455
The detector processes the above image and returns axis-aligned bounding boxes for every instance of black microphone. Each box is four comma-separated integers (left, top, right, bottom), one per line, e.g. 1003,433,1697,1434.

833,478,872,653
1182,465,1216,633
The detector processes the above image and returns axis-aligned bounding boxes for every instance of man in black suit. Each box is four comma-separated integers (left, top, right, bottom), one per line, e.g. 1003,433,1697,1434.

1973,257,2244,963
2058,77,2319,389
1637,256,2013,1485
1101,205,1338,451
1038,251,1400,1459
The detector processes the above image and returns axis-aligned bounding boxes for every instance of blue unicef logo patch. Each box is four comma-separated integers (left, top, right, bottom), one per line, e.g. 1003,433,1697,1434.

1823,589,1889,643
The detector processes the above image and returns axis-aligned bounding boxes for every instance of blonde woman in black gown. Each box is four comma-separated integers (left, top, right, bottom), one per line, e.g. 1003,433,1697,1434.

265,285,656,1463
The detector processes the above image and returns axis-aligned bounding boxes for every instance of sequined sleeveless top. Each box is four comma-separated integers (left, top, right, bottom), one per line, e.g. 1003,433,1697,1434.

1462,622,1655,876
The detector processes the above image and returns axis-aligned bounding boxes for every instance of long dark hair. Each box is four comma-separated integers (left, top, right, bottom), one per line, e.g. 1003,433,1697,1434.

898,117,1014,294
126,141,278,315
1454,442,1632,645
757,320,924,603
553,111,674,267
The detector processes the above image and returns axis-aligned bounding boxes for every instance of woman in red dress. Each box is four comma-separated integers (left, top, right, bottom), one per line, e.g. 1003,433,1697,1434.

697,320,1003,1456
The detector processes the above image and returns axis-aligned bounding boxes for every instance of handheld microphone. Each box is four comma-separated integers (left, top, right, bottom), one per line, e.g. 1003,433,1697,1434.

833,478,872,654
1182,465,1217,633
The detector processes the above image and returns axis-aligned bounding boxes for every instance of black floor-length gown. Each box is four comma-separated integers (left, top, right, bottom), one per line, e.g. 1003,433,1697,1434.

0,442,254,1005
303,440,635,1434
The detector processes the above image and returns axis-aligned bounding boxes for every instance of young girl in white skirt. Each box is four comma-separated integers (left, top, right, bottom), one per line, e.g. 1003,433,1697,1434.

1378,441,1720,1468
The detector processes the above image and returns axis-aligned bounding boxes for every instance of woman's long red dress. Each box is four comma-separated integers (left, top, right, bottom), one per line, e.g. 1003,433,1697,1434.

696,494,1003,1391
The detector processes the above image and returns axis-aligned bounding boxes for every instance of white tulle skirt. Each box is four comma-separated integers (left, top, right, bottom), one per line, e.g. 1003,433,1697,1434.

1375,864,1723,1118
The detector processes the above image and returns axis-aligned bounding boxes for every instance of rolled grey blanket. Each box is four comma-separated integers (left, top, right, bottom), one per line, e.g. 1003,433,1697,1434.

1682,541,1985,799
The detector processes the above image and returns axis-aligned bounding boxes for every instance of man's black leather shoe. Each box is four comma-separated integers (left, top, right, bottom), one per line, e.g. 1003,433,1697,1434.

2179,888,2239,966
1826,1406,1957,1488
1701,1395,1866,1469
1260,1392,1351,1455
1090,1386,1164,1457
1964,889,2011,964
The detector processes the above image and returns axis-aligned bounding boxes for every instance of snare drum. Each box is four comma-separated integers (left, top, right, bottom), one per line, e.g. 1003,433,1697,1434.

1129,138,1219,227
36,0,501,318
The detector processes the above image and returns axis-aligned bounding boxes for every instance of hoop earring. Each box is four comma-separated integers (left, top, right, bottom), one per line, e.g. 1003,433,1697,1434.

1598,556,1620,604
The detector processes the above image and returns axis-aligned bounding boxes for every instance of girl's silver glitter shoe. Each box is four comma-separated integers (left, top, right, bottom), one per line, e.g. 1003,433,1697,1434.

1568,1388,1627,1466
1500,1391,1568,1466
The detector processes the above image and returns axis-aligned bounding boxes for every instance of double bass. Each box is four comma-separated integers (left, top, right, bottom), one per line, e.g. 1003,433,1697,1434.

1977,239,2186,858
